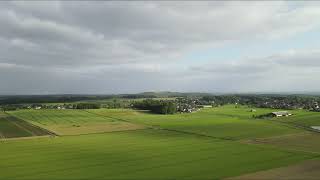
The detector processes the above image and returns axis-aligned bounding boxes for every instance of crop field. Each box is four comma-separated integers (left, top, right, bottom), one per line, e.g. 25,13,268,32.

0,112,50,138
9,110,144,135
89,105,302,140
1,105,320,179
0,129,315,180
228,159,320,180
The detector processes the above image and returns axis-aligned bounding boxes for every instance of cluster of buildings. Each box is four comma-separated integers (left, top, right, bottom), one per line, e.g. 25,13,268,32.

175,98,201,113
270,111,293,117
255,100,320,111
21,104,75,110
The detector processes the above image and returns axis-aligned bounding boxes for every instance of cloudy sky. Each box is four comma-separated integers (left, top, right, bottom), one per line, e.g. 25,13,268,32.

1,1,320,94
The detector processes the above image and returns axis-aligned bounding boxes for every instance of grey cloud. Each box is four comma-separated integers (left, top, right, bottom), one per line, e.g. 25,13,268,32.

268,50,320,67
192,49,320,75
1,1,320,68
189,49,320,92
1,1,320,94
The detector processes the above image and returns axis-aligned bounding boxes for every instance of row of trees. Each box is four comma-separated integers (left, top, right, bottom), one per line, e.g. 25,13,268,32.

132,99,177,114
74,103,100,109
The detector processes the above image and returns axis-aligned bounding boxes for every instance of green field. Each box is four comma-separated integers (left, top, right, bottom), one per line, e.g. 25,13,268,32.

272,109,320,127
89,106,302,140
9,110,144,135
0,112,50,138
249,132,320,154
0,129,315,180
2,105,320,179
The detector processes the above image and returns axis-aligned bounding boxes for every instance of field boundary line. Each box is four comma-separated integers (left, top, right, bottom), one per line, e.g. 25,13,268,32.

0,135,53,142
6,117,37,136
83,110,154,129
84,110,239,141
157,127,237,141
60,127,149,137
269,119,320,133
4,112,58,137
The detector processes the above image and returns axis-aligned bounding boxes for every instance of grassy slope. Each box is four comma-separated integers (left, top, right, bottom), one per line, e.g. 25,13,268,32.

90,105,302,140
0,129,314,180
9,110,144,135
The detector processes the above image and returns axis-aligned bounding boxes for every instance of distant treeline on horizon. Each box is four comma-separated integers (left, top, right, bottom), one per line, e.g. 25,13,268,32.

0,92,320,105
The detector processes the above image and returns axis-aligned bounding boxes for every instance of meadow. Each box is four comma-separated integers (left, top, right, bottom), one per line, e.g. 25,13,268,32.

0,129,315,180
89,105,302,140
9,109,144,135
1,105,320,179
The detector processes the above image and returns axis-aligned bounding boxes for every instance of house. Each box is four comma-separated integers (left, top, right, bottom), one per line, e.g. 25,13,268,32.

271,111,292,117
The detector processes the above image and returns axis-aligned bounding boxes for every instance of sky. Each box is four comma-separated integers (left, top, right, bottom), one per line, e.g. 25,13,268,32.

1,1,320,94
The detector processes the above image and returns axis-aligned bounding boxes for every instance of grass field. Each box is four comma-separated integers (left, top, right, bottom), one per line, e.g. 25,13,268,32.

2,105,320,179
0,129,315,180
89,105,302,140
248,132,320,154
0,112,50,138
9,110,144,135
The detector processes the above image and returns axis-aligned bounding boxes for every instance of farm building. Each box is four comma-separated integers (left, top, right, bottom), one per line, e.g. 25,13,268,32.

311,126,320,131
271,111,292,117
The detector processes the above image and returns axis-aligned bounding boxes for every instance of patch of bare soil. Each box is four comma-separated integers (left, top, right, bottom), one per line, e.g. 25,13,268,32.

226,159,320,180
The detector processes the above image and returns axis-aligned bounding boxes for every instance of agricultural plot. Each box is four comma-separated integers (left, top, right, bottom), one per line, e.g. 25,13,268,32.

2,105,320,179
228,159,320,180
0,129,315,180
247,132,320,154
9,110,144,135
90,106,302,140
0,112,50,139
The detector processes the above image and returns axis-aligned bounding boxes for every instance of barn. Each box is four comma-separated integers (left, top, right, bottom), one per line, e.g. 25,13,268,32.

271,111,292,117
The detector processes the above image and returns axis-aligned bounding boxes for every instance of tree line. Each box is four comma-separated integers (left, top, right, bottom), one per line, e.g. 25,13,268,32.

132,99,177,114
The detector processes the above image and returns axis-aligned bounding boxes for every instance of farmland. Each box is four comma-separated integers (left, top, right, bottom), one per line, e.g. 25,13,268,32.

90,105,303,140
1,105,320,179
0,129,315,180
0,112,51,138
228,159,320,180
9,109,145,135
